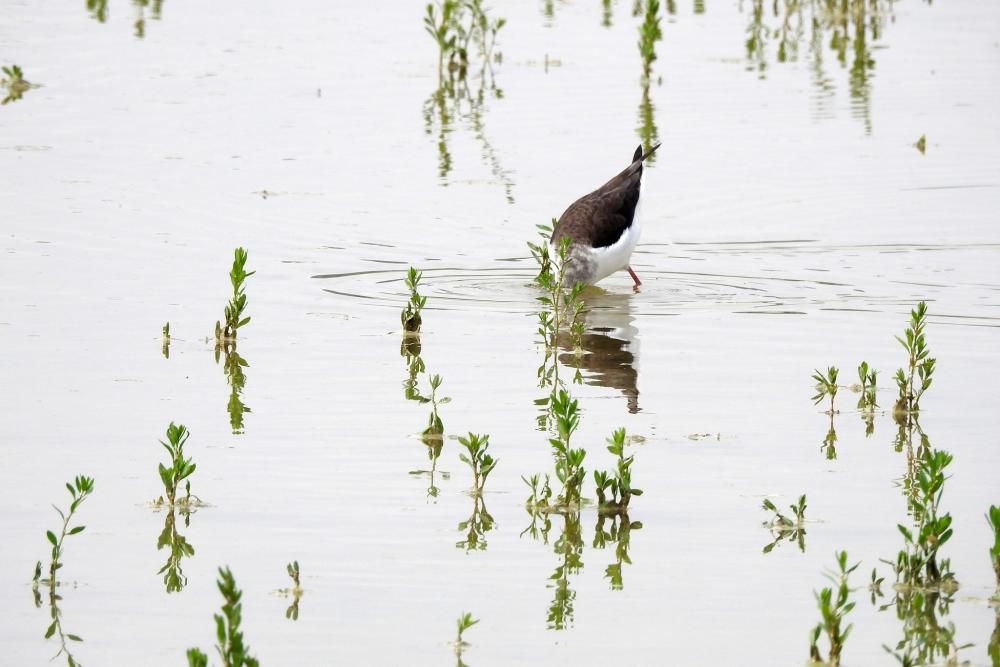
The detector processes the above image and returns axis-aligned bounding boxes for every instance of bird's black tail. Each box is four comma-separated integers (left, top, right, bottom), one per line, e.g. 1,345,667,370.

633,143,661,163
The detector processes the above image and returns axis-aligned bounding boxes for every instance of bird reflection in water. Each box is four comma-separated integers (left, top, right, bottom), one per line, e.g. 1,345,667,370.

558,289,641,414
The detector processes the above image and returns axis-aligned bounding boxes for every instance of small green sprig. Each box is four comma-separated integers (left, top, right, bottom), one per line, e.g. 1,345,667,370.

455,611,479,648
522,473,553,512
162,321,171,359
215,247,254,345
1,64,33,105
593,427,643,511
812,366,839,413
988,505,1000,595
34,476,95,590
401,266,427,333
281,561,302,620
809,551,859,666
762,495,807,554
856,361,878,411
187,567,259,667
548,389,586,509
458,432,497,495
894,301,935,417
157,422,196,507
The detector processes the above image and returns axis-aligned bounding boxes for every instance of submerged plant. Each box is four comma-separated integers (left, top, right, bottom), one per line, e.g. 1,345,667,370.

809,551,859,666
522,473,553,512
593,512,642,590
421,373,449,442
457,494,495,551
812,366,839,414
458,432,497,495
156,422,197,508
856,360,878,411
276,560,303,621
894,301,935,417
222,349,251,434
762,495,808,553
187,567,259,667
401,266,427,333
34,476,95,590
157,509,195,593
593,427,643,512
215,247,254,345
547,511,584,630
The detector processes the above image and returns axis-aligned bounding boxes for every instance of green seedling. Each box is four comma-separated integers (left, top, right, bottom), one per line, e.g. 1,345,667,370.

812,366,839,414
547,389,587,509
454,611,479,650
809,551,859,666
425,0,505,83
915,134,927,154
187,567,259,667
986,505,1000,598
856,360,878,412
215,247,254,345
593,512,642,590
33,476,95,591
425,0,461,79
276,561,303,620
162,321,171,359
893,301,935,418
522,473,553,512
401,266,427,333
868,567,885,605
1,64,34,105
532,226,588,383
593,427,643,512
421,373,449,442
457,494,495,551
762,495,808,553
638,0,663,81
527,221,553,284
157,509,195,593
458,432,497,495
155,422,197,508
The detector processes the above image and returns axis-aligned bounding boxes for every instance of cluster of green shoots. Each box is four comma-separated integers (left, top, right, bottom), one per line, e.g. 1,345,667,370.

453,611,479,661
809,551,859,666
894,301,935,419
593,427,643,512
761,494,808,554
155,422,198,509
856,361,878,411
401,267,427,333
424,0,505,82
277,560,303,621
458,432,497,495
545,389,587,510
187,567,259,667
215,247,254,347
2,64,33,105
33,476,96,592
638,0,663,81
885,448,957,590
811,366,839,414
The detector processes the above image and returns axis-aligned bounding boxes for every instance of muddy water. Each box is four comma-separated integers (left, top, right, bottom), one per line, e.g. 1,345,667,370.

2,0,999,665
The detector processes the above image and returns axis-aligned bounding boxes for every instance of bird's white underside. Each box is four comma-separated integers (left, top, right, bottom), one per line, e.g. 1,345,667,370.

575,195,643,285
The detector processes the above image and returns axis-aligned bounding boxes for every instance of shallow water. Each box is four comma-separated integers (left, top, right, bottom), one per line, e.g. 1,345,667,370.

2,0,1000,665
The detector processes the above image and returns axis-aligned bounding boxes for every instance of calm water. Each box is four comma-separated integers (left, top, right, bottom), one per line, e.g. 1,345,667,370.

2,1,999,665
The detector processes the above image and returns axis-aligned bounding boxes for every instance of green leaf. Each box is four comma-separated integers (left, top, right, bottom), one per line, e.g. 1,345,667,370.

46,530,58,546
45,621,57,639
68,526,85,535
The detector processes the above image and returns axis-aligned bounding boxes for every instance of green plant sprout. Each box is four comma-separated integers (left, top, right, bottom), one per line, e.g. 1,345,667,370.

638,0,663,81
424,1,505,83
458,432,497,495
762,495,808,554
894,301,935,418
276,561,303,621
1,64,35,105
401,266,427,333
421,373,450,442
989,505,1000,600
187,567,259,667
522,473,553,513
593,513,642,590
157,509,195,593
809,551,859,666
154,422,198,509
915,134,927,155
457,494,495,551
215,247,254,346
33,476,95,591
868,568,885,605
593,427,643,512
812,366,839,414
454,611,479,650
856,361,878,410
162,321,171,359
547,389,587,510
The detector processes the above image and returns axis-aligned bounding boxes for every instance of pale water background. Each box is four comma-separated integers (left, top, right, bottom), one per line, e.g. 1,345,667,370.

1,0,999,665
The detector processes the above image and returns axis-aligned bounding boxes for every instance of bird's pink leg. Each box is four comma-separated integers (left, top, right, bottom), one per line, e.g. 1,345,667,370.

627,265,642,287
